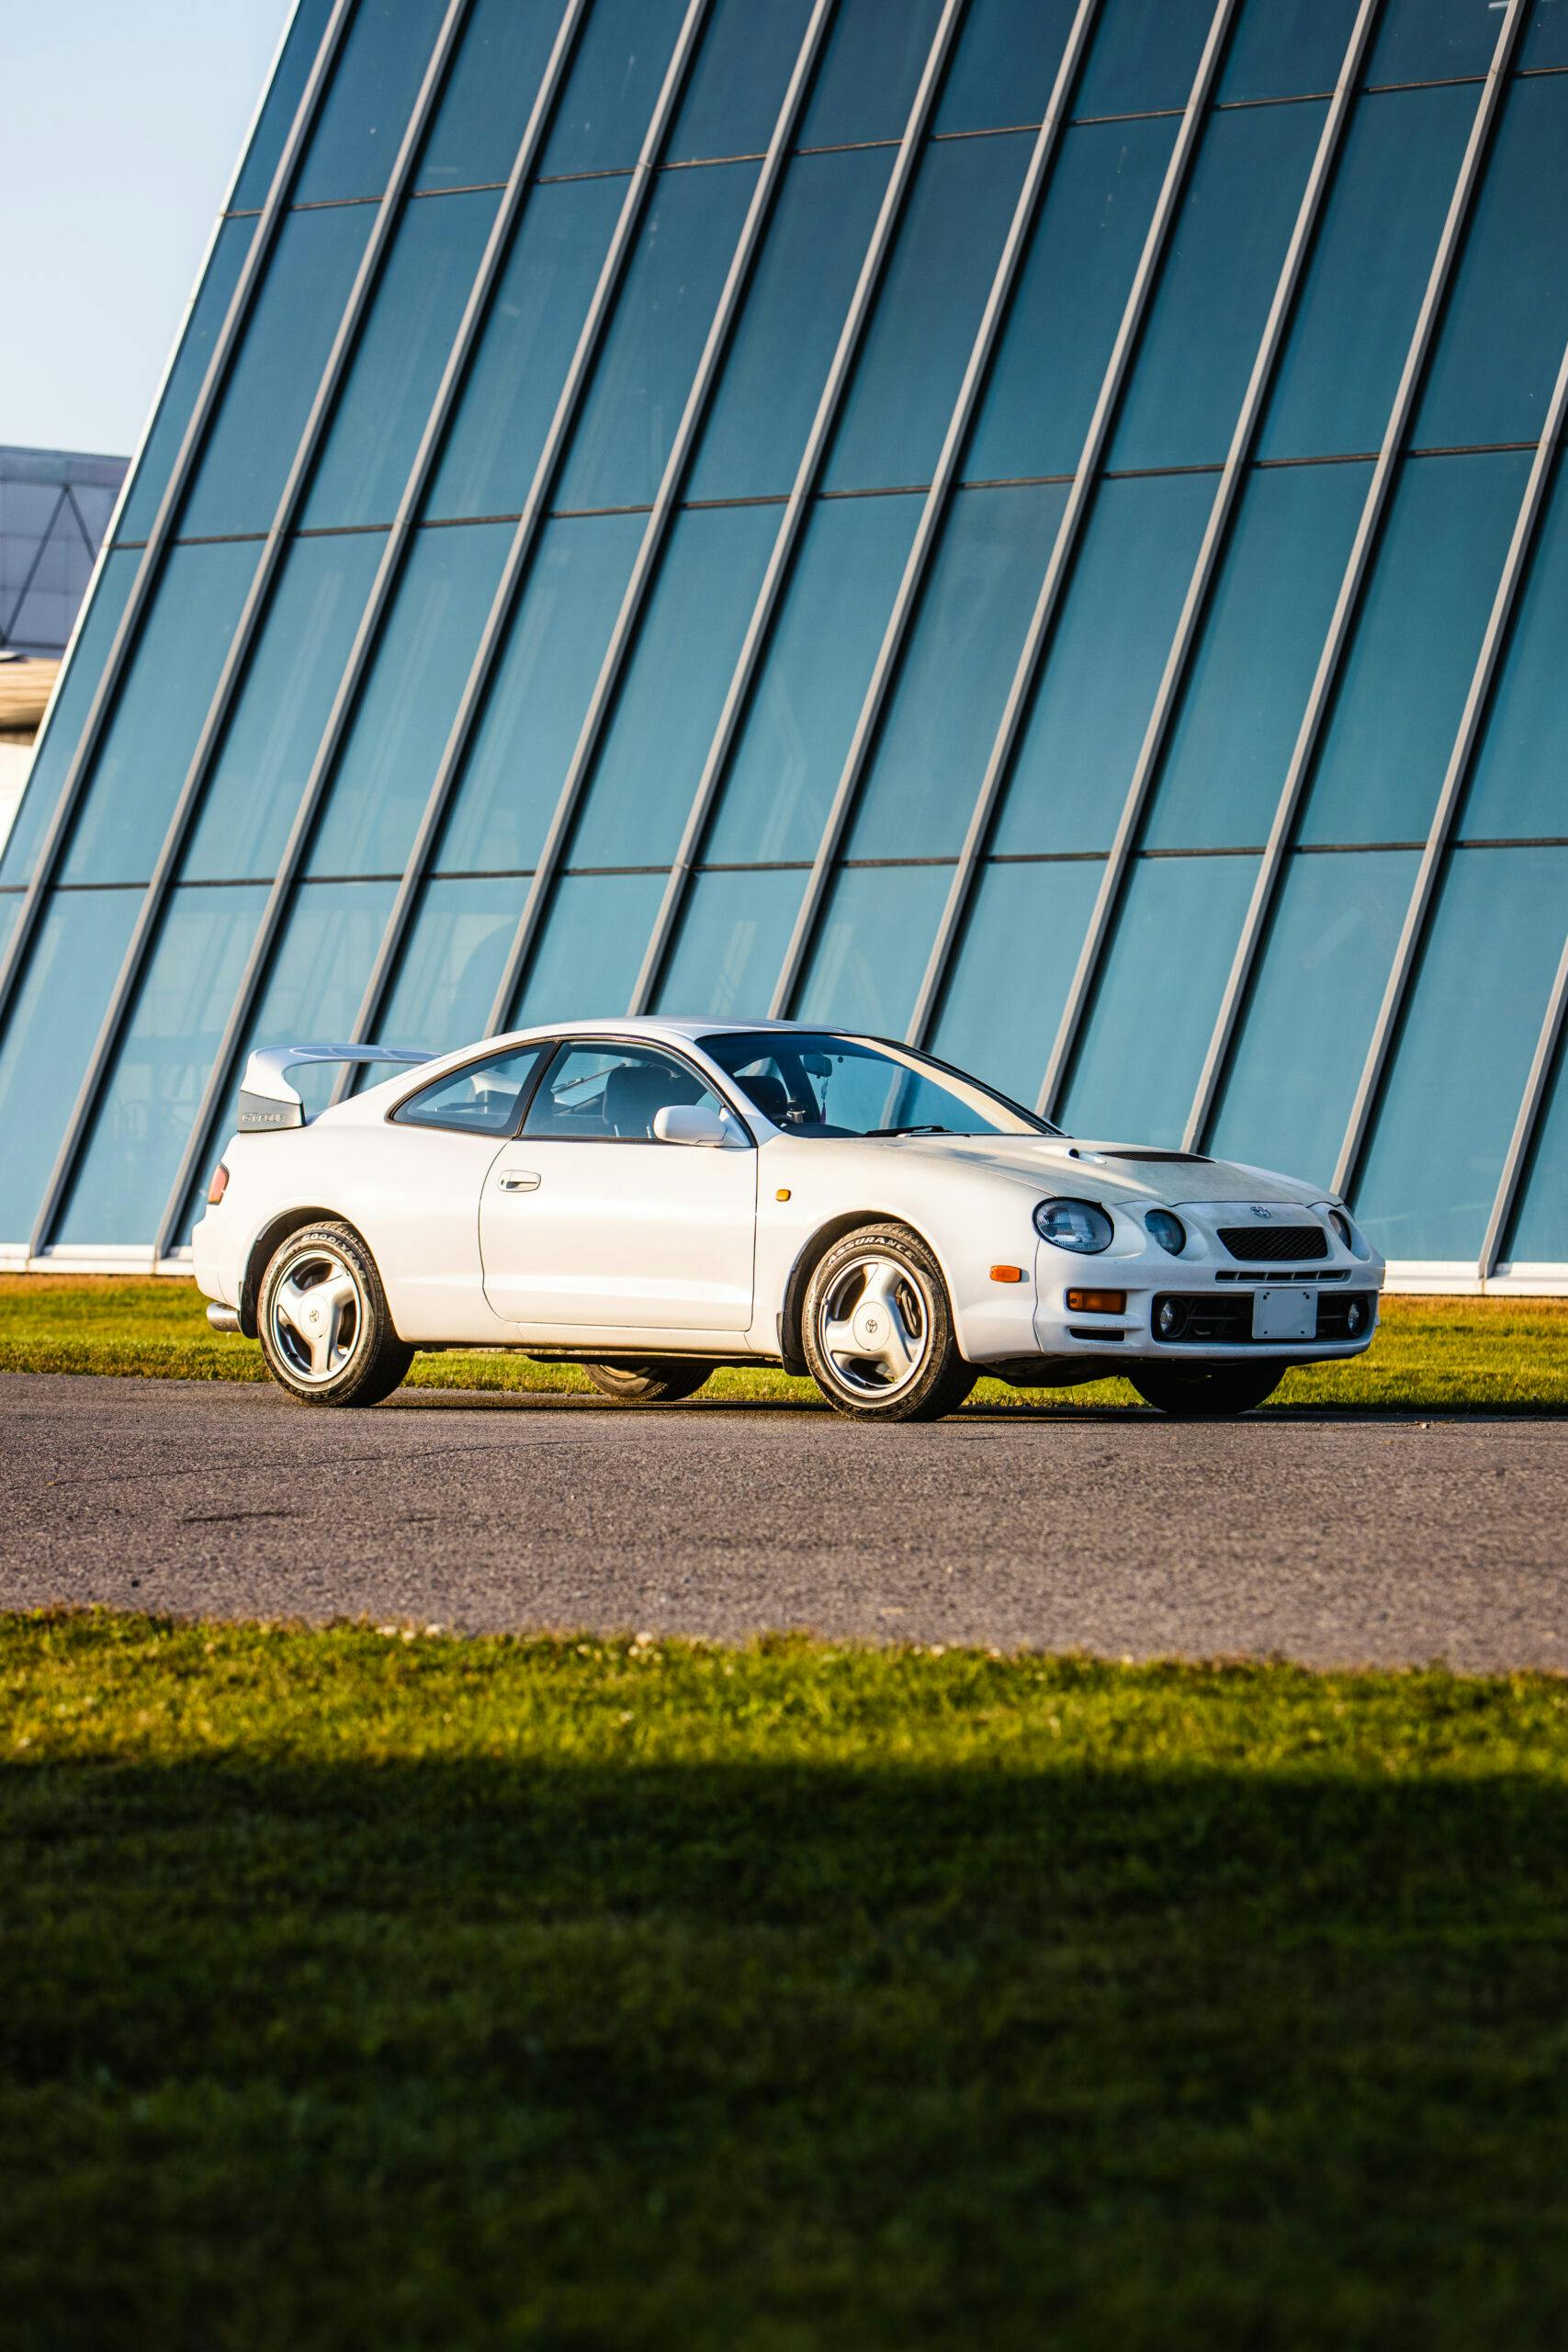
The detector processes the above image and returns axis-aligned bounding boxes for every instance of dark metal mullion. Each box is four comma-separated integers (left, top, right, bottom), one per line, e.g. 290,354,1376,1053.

765,0,1103,1023
1482,930,1568,1275
626,0,970,1018
0,0,355,1046
1329,337,1568,1211
484,0,840,1035
28,0,477,1261
1185,0,1529,1159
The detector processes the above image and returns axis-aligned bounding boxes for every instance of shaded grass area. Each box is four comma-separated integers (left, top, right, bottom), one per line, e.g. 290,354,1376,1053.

2,1274,1566,1412
3,1611,1566,2349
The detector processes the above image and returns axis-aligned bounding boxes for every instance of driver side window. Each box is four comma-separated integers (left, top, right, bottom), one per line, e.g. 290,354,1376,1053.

523,1044,724,1141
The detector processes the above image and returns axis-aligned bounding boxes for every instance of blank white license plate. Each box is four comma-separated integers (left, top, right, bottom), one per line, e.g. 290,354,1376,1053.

1252,1287,1316,1341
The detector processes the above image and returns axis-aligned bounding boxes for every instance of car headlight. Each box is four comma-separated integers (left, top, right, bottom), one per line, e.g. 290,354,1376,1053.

1033,1197,1113,1254
1144,1208,1185,1256
1323,1205,1370,1258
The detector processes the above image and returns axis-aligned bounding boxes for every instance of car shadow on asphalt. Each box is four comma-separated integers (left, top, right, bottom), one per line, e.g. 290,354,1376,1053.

385,1389,1568,1426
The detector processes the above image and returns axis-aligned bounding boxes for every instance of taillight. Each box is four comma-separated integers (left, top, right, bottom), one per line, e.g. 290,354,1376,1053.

207,1163,230,1206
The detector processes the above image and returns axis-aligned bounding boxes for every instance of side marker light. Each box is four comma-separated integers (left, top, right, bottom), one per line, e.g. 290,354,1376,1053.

1066,1287,1126,1314
989,1263,1026,1283
775,1187,791,1201
207,1163,230,1206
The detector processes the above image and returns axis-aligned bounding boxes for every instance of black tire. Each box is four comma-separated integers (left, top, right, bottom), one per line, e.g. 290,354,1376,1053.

581,1360,716,1404
1129,1361,1284,1419
801,1222,975,1424
256,1221,413,1407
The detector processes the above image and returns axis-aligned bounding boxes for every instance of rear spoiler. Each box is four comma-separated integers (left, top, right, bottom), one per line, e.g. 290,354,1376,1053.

236,1043,433,1133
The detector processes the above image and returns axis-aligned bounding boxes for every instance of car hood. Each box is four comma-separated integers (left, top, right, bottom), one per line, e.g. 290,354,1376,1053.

885,1134,1325,1208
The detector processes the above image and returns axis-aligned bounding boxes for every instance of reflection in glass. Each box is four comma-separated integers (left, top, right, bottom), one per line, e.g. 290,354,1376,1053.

231,0,332,209
1210,849,1417,1186
380,876,526,1051
293,0,447,204
0,888,140,1241
849,485,1069,860
794,864,953,1037
1218,0,1357,101
304,191,498,530
1062,854,1258,1144
1146,462,1370,850
936,0,1077,133
424,177,623,522
1258,86,1473,461
1365,0,1500,85
569,503,779,869
688,147,894,502
437,512,644,875
0,550,138,888
512,872,667,1025
964,119,1176,485
308,523,513,879
115,220,255,543
241,878,400,1122
654,866,804,1018
179,207,375,540
1074,0,1213,119
797,0,943,149
1354,849,1568,1261
824,133,1031,494
708,493,919,865
184,533,386,884
1302,453,1529,846
1111,101,1325,471
539,0,685,176
1462,456,1568,842
996,473,1211,855
62,543,259,886
931,858,1102,1108
415,0,567,189
57,885,268,1245
668,0,814,161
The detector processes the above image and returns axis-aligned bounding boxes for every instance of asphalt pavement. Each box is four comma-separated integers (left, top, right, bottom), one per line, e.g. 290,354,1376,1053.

2,1373,1564,1670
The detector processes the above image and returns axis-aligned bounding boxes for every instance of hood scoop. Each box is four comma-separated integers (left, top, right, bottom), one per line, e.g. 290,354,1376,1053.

1067,1147,1213,1164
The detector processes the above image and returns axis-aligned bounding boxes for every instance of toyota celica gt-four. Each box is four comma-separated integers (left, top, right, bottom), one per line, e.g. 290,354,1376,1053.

193,1018,1383,1423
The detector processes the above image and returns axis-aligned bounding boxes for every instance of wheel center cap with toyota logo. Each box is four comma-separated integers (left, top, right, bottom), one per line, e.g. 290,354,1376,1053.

852,1302,887,1350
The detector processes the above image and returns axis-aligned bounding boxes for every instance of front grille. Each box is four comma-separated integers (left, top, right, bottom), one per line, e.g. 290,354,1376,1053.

1217,1222,1327,1263
1152,1294,1256,1344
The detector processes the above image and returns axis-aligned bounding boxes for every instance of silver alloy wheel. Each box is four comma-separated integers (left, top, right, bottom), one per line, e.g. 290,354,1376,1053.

815,1250,931,1400
268,1246,365,1385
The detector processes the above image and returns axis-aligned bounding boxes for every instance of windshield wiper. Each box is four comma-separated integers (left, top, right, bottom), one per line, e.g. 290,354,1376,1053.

867,1123,953,1136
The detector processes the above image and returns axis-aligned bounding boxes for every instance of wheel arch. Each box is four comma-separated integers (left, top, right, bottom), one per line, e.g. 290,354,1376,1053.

240,1206,377,1338
779,1207,954,1374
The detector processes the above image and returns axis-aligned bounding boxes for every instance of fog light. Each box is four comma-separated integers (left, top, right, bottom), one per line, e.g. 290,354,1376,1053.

1346,1297,1367,1335
1156,1297,1188,1339
1066,1288,1126,1314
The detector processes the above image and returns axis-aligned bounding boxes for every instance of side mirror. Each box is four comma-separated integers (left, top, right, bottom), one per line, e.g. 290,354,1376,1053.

653,1103,733,1148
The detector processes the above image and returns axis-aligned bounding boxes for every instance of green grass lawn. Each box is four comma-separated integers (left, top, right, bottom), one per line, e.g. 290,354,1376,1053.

1,1274,1564,1413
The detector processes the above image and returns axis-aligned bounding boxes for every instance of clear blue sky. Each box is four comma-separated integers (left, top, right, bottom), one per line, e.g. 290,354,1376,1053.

1,0,294,456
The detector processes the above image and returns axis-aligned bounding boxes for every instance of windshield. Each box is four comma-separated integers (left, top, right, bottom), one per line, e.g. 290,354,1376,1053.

699,1032,1055,1139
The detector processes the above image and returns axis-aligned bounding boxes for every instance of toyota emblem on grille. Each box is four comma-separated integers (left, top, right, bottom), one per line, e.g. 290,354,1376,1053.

1252,1205,1274,1218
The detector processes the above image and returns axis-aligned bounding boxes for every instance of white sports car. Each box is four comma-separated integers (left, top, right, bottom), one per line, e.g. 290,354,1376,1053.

192,1017,1384,1423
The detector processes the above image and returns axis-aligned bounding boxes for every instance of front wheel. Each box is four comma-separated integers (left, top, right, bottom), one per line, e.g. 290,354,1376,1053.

257,1222,413,1407
581,1361,716,1404
1129,1361,1284,1419
802,1223,975,1423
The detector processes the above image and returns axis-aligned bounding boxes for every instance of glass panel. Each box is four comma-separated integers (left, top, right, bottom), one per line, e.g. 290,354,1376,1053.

1520,2,1568,70
1060,853,1259,1144
424,177,623,522
554,160,759,514
243,877,400,1122
1073,0,1213,119
1258,86,1474,462
794,863,953,1035
688,146,895,501
293,0,448,205
1110,100,1325,471
995,471,1212,855
931,857,1103,1107
179,207,376,541
61,542,261,886
511,871,667,1023
184,531,386,883
232,0,333,209
568,503,779,868
936,0,1079,132
380,876,525,1049
653,866,804,1018
0,550,138,888
708,492,920,865
116,219,254,543
307,522,513,878
1354,847,1568,1261
1145,461,1371,850
1209,848,1418,1186
797,0,943,149
1416,77,1568,451
1461,454,1568,842
0,897,17,967
539,0,686,176
668,0,815,160
964,118,1177,483
0,888,140,1242
394,1040,547,1130
1301,451,1529,846
1217,0,1358,100
415,0,568,189
303,190,499,530
523,1040,722,1136
438,511,644,874
848,483,1070,860
56,885,269,1246
1508,1023,1568,1266
1365,0,1500,85
823,132,1032,494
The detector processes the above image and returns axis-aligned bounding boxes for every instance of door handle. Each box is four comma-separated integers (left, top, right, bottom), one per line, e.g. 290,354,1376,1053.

498,1170,541,1193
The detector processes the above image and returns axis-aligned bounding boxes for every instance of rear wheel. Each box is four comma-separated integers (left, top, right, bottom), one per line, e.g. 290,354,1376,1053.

257,1222,412,1407
1129,1361,1284,1418
581,1360,716,1404
802,1223,975,1423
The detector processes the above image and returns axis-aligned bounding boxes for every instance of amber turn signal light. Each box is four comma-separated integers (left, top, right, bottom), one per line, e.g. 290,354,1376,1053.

988,1263,1026,1283
1065,1287,1126,1314
207,1163,230,1206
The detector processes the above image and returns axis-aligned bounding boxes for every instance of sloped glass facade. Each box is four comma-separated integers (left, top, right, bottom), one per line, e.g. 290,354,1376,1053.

2,0,1566,1285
